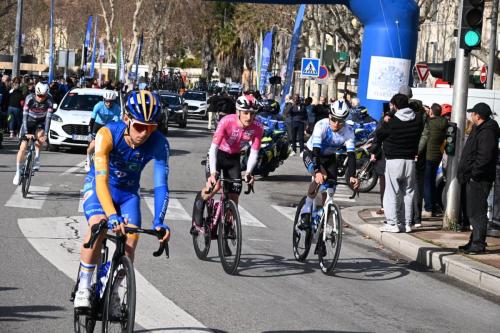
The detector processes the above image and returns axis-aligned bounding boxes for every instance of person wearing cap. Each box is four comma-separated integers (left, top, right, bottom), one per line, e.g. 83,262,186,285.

457,103,500,254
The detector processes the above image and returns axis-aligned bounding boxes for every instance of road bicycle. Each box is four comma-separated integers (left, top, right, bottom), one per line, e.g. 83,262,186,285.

292,180,343,275
191,174,253,275
21,137,36,198
71,220,169,333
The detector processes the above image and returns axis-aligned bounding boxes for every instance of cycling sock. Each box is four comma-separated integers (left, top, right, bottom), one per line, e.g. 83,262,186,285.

78,261,96,290
16,163,20,172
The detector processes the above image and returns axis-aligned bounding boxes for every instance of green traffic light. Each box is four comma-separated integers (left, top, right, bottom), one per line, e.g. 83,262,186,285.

464,30,481,47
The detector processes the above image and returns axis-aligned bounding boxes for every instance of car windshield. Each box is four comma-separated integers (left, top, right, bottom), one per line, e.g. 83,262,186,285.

183,92,205,101
60,93,102,111
161,95,181,106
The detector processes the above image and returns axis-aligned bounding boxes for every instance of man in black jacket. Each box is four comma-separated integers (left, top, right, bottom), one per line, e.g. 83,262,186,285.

376,93,424,233
457,103,500,254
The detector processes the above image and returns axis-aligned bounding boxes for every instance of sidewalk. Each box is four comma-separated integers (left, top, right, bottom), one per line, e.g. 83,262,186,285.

342,206,500,297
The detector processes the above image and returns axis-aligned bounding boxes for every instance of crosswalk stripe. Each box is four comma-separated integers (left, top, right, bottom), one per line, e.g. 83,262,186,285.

17,216,208,331
144,197,191,221
61,160,86,176
78,190,84,213
238,206,267,228
271,205,297,221
5,186,51,209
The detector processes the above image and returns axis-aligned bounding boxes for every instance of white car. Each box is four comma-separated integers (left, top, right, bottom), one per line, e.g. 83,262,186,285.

183,90,208,119
48,88,115,151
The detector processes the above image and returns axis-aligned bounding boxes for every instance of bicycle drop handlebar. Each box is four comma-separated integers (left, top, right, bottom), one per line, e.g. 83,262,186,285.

206,177,254,195
83,220,170,258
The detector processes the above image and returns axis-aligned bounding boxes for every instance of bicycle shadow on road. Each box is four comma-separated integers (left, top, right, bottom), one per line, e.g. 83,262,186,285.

202,253,317,277
330,257,411,281
0,305,65,321
263,330,372,333
135,328,227,333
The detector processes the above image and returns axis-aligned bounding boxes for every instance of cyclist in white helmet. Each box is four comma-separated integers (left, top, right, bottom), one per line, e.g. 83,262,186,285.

13,82,53,185
297,99,359,229
84,90,121,172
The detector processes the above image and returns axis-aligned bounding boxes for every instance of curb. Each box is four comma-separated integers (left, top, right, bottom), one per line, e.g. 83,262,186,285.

342,206,500,297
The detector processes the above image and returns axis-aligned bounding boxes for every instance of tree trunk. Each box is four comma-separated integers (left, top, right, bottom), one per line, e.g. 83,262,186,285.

126,0,144,82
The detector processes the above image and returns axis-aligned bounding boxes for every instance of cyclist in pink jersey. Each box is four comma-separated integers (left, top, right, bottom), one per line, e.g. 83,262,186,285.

192,94,263,233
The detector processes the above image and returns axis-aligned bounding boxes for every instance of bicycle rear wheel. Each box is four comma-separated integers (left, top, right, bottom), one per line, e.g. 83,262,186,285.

102,256,136,333
192,192,211,260
318,203,343,275
21,149,34,198
217,200,242,275
292,196,313,262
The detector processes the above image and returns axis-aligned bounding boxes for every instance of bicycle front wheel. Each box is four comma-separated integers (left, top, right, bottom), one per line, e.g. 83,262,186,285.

192,192,211,260
102,256,136,333
21,150,34,198
217,200,242,275
292,196,313,262
318,203,343,275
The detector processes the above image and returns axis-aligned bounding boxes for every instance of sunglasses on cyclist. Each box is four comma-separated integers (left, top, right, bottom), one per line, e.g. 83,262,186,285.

129,119,157,133
329,117,345,124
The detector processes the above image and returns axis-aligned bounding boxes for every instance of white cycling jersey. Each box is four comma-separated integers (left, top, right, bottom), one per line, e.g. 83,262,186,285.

306,118,355,156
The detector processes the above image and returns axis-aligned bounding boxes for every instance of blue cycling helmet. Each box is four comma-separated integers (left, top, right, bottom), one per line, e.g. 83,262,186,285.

125,90,161,124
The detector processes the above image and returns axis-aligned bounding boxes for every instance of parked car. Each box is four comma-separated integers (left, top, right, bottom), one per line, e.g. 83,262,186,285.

156,90,188,129
48,88,112,151
183,90,208,119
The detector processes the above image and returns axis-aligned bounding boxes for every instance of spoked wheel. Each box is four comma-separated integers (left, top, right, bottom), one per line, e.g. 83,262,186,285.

102,256,136,333
74,310,96,333
292,196,313,262
192,193,212,260
347,158,378,193
318,203,343,275
21,150,34,198
217,200,242,275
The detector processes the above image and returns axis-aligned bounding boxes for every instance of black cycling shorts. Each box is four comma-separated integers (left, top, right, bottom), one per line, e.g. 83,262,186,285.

21,118,45,141
215,150,242,195
302,148,338,182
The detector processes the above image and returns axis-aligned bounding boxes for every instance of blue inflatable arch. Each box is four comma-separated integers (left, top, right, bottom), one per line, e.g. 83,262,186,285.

227,0,419,119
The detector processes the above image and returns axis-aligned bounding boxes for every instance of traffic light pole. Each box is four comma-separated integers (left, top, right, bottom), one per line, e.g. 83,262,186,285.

444,47,470,230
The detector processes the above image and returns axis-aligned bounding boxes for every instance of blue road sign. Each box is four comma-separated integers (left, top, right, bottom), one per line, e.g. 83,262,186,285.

301,58,320,78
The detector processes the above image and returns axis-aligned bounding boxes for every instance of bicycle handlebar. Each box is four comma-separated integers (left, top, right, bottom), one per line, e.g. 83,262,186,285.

83,220,169,258
206,177,254,195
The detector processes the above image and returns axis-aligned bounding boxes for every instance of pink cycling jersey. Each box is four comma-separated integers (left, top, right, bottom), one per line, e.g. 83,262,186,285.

212,114,264,154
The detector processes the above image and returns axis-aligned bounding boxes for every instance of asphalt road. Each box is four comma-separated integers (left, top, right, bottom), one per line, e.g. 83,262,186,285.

1,119,499,333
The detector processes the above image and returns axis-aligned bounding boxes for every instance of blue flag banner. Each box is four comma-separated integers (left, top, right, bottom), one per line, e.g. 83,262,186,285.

134,32,144,82
279,4,306,115
90,16,98,78
259,31,273,95
48,0,55,83
83,15,93,73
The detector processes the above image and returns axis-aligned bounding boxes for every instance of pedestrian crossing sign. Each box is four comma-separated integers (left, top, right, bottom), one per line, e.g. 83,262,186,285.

301,58,320,78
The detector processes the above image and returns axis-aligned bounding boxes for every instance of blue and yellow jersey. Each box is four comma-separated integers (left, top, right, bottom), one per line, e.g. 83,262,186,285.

91,121,170,225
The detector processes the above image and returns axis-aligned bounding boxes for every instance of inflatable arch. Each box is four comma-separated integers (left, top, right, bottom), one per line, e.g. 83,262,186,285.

229,0,420,119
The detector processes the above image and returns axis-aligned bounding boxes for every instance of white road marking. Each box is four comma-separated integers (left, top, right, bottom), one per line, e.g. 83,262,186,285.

248,238,273,242
144,197,191,221
61,160,86,176
5,186,51,209
78,190,84,213
238,206,267,228
271,205,297,221
18,216,209,332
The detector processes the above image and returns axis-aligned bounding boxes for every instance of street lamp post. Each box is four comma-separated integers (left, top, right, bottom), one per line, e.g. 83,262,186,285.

12,0,24,77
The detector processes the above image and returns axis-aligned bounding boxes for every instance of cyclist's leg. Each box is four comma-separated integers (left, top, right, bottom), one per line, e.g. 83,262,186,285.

223,152,242,205
301,148,323,215
33,127,45,169
117,192,141,263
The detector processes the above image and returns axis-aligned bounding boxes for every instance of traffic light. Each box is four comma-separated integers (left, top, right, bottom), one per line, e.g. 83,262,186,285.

459,0,485,50
428,58,456,84
445,122,458,156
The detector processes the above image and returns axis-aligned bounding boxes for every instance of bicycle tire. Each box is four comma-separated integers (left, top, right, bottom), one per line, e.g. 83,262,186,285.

292,196,313,262
192,193,211,260
21,145,35,198
217,199,242,275
318,203,343,275
346,158,378,193
102,256,136,333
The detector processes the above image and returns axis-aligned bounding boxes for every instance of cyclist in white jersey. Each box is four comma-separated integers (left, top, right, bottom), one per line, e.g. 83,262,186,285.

298,99,359,229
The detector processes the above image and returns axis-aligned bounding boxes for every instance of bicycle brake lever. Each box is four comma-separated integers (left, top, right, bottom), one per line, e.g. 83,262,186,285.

152,229,169,258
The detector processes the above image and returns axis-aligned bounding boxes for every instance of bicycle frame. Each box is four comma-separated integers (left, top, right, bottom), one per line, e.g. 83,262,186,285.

312,185,338,242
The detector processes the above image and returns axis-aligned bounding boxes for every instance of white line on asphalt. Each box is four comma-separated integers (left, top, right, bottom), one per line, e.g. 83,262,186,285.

78,190,84,213
5,186,51,209
18,216,209,332
248,238,273,242
61,160,86,176
271,205,296,221
144,197,191,221
238,206,267,228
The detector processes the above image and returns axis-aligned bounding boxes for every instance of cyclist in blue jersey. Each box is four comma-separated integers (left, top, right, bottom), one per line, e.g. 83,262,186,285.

85,90,122,172
74,90,171,309
298,99,359,229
